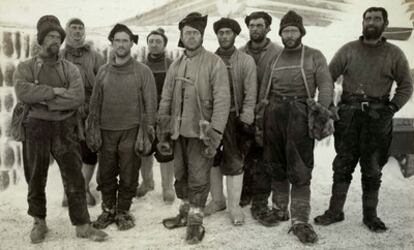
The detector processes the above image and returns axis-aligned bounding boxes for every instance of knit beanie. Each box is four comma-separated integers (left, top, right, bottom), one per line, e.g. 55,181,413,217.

279,10,306,36
37,15,66,45
108,23,138,44
147,28,168,46
213,17,241,35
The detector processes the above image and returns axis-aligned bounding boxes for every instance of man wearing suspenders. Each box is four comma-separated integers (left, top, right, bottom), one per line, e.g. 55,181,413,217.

204,17,257,226
258,11,333,243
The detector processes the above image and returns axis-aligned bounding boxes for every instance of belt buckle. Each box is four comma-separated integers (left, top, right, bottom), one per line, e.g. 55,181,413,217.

361,101,369,111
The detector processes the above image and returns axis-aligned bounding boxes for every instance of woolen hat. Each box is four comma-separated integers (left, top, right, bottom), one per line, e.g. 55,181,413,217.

37,15,66,45
279,10,306,36
213,17,241,35
147,28,168,46
108,23,138,44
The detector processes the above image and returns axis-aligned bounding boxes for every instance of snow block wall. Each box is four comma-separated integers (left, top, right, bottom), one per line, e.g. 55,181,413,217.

0,30,29,191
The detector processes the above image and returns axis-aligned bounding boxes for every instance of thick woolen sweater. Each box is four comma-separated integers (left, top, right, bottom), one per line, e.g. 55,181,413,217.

329,37,413,109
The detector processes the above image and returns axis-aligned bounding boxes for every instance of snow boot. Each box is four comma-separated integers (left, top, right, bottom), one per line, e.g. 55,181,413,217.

270,206,290,222
92,204,116,229
76,223,108,242
30,217,48,244
204,167,226,216
289,222,318,244
115,210,135,231
314,182,349,225
185,206,205,245
136,156,155,197
251,201,279,227
362,183,387,232
160,161,175,204
227,173,245,225
162,200,189,229
271,180,290,222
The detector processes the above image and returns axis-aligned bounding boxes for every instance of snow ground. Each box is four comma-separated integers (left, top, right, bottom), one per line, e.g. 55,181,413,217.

0,144,413,250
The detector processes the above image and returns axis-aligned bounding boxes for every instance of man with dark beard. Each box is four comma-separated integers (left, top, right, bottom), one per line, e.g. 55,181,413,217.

203,17,257,226
314,7,413,232
60,17,105,207
258,10,333,243
239,11,283,226
13,15,108,243
136,28,175,204
87,24,157,231
159,12,230,244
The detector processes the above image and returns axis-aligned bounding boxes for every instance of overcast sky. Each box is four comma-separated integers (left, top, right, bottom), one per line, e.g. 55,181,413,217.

0,0,168,27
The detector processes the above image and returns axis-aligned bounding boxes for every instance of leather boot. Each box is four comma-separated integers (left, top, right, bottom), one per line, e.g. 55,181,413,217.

314,182,349,225
76,223,108,242
30,217,48,244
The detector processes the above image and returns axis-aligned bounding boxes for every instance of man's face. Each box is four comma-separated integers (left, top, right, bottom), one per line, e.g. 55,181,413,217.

362,11,387,40
217,27,236,50
248,18,269,43
42,30,61,56
280,26,302,49
68,24,85,41
112,31,133,58
147,34,166,55
181,26,203,51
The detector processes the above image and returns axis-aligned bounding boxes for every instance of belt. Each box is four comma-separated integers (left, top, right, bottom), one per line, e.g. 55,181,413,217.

268,95,308,102
341,100,386,111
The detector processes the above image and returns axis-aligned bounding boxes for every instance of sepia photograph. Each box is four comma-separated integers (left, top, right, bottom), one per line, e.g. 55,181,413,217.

0,0,413,249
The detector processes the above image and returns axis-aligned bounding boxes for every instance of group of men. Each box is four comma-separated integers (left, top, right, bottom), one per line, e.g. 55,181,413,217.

13,5,413,246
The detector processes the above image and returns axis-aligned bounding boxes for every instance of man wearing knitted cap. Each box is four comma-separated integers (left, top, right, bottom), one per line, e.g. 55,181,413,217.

203,17,257,226
60,17,105,208
136,27,175,204
87,23,157,231
257,10,333,243
13,15,108,243
159,12,230,244
314,7,413,233
239,11,283,223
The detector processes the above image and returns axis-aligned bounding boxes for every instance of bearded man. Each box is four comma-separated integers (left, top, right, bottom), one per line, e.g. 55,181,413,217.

258,10,333,243
314,7,413,233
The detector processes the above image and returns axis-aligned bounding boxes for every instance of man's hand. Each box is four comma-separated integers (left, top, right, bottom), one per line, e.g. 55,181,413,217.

53,87,66,96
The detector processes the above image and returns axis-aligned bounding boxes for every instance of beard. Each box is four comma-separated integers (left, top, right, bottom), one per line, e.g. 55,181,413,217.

363,24,385,40
218,37,235,50
249,32,266,43
282,36,302,49
46,43,60,56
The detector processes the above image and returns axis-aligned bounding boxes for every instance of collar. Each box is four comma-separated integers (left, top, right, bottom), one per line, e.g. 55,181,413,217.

184,46,204,58
246,38,271,54
215,46,236,57
359,36,386,47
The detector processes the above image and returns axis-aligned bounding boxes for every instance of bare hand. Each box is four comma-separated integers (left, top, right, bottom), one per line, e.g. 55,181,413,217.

53,87,66,96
